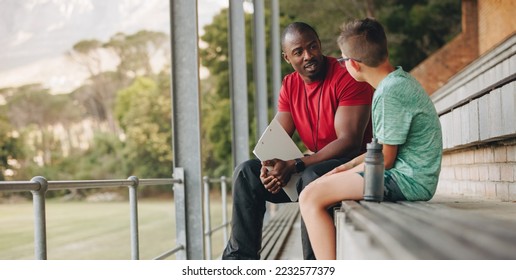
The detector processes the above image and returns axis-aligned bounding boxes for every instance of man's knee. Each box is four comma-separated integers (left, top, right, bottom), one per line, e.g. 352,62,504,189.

297,166,320,193
232,159,265,198
302,166,320,184
234,159,259,177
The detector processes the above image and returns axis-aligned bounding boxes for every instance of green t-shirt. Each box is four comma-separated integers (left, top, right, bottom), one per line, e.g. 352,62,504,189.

373,67,443,201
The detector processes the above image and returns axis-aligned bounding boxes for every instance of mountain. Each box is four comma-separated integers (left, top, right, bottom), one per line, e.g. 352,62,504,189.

0,0,227,93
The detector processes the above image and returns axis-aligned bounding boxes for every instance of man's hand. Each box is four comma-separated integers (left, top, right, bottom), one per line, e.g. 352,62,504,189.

260,159,295,194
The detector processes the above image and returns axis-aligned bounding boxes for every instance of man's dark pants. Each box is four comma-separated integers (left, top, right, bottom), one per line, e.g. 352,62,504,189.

221,157,348,260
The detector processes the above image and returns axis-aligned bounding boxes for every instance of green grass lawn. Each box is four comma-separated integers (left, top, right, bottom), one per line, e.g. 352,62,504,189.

0,197,230,260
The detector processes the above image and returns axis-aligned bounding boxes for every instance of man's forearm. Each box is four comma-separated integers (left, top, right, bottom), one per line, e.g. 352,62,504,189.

302,137,362,167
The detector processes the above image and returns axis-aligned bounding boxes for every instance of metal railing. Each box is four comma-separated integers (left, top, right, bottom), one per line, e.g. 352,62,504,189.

203,176,231,260
0,169,232,260
0,175,184,260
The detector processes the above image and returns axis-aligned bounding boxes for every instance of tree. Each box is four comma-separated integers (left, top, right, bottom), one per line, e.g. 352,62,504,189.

198,0,461,178
5,84,80,167
0,109,24,180
68,31,170,135
104,30,169,78
279,0,370,58
68,39,122,133
115,76,173,180
375,0,461,70
200,9,249,177
279,0,461,70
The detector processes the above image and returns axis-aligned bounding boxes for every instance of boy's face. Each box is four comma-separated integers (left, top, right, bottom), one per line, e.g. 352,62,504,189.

340,50,363,82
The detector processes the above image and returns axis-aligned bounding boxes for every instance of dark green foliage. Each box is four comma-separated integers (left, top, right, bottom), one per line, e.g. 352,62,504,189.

1,1,461,197
376,0,462,69
279,0,461,70
198,0,461,178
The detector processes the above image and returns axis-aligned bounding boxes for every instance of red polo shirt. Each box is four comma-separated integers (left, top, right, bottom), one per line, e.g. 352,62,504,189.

278,56,373,152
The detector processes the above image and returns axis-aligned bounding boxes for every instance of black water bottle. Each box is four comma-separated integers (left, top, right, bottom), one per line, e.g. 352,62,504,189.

363,138,384,201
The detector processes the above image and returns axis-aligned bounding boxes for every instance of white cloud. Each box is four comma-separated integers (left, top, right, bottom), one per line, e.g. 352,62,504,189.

46,21,65,32
9,31,34,47
0,0,230,90
117,0,170,34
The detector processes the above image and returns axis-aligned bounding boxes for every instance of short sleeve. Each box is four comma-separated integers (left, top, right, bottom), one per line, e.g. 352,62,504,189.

277,76,291,112
373,92,411,145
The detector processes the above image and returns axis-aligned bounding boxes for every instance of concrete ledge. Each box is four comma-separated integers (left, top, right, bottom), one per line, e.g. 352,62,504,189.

336,197,516,259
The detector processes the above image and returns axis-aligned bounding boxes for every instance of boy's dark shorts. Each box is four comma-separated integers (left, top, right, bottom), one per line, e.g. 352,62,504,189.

357,170,407,202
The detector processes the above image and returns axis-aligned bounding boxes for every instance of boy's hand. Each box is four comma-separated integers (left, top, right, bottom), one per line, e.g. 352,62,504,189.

324,161,354,177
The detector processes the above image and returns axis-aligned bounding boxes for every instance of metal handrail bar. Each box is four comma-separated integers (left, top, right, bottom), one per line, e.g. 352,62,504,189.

205,177,231,184
202,175,231,260
207,223,229,235
0,176,184,260
0,175,232,260
0,181,40,192
0,178,180,192
153,244,186,260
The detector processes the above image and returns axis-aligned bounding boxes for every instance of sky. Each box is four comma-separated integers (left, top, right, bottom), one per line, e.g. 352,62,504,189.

0,0,230,93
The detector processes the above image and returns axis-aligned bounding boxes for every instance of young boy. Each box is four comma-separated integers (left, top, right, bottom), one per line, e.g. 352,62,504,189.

298,18,443,260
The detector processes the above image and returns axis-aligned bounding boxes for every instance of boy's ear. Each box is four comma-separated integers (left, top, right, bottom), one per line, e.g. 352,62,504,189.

350,59,361,72
282,52,291,64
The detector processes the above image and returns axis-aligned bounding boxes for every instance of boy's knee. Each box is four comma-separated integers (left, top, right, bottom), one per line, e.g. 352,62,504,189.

299,182,315,207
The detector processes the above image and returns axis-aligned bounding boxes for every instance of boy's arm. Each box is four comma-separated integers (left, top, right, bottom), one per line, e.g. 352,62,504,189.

382,144,398,169
323,143,398,176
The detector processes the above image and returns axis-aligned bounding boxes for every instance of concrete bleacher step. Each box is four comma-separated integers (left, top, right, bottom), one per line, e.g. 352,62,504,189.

336,198,516,259
260,203,300,260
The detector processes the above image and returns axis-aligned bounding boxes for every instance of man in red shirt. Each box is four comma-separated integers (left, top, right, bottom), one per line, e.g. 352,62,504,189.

222,22,373,260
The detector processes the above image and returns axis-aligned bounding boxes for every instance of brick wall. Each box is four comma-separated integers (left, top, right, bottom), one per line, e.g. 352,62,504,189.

401,1,516,201
411,0,479,95
410,33,477,94
430,35,515,202
410,0,516,95
437,142,516,201
478,0,516,55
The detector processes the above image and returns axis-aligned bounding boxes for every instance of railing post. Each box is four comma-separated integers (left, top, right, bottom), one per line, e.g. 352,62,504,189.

253,0,269,139
30,176,48,260
270,0,281,113
173,167,187,260
128,176,140,260
170,0,205,260
220,176,228,244
229,0,250,167
203,176,212,260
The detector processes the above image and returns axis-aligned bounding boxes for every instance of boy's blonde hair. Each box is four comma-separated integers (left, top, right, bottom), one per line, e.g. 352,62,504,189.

337,18,388,67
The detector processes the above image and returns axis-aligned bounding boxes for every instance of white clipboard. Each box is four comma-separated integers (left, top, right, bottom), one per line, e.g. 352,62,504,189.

253,118,303,201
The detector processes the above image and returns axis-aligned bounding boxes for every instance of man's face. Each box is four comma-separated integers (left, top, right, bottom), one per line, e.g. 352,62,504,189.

282,31,324,81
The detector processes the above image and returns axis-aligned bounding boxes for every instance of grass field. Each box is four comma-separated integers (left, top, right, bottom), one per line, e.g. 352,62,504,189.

0,197,230,260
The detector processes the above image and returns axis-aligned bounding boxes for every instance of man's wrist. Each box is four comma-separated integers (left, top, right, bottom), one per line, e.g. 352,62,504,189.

294,158,305,173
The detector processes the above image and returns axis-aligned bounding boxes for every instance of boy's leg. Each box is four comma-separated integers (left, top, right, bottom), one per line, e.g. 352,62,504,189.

298,158,349,260
300,171,364,259
222,159,291,260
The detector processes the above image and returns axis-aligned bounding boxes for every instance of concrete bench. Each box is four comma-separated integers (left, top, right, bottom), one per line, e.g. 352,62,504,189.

335,200,516,259
260,203,300,260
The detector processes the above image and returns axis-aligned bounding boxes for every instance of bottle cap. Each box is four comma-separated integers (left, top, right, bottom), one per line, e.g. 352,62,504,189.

367,138,382,150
